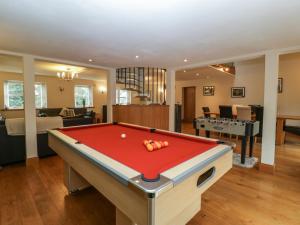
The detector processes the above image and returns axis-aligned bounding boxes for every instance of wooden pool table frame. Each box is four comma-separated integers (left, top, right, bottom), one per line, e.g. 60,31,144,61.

48,123,233,225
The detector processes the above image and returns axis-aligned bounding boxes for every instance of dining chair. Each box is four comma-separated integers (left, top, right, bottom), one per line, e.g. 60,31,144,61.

232,104,244,116
236,106,252,120
219,105,233,139
255,106,264,138
202,107,210,118
219,105,233,119
236,106,255,142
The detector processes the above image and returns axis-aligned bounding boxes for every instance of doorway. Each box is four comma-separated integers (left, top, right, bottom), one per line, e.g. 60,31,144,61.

183,86,196,122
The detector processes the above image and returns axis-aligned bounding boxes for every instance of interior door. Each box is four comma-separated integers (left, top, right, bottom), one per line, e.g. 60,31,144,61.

183,86,196,122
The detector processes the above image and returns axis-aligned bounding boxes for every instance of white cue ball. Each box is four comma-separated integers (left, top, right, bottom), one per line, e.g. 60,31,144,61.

121,133,126,139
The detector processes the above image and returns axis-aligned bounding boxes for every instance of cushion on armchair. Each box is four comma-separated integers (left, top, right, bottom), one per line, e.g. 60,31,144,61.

73,108,87,116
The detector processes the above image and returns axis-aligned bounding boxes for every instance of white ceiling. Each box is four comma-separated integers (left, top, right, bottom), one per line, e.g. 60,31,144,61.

0,54,107,81
35,60,107,81
176,66,234,81
0,0,300,68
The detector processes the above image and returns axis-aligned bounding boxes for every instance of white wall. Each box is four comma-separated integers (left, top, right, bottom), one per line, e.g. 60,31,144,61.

176,75,233,117
232,58,265,106
278,53,300,126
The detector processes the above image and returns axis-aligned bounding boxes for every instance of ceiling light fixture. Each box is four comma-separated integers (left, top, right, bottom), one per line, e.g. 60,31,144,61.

135,55,139,59
88,59,93,62
183,58,188,62
183,70,186,73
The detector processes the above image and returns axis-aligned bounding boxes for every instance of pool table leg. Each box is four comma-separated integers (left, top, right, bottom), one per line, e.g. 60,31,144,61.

116,208,135,225
64,162,91,194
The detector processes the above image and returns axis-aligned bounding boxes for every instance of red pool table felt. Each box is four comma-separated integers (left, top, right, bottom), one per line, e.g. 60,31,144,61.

60,124,218,180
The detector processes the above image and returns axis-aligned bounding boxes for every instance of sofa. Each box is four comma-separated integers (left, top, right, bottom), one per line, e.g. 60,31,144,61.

0,108,96,166
38,107,95,124
37,108,95,157
0,124,26,166
38,107,95,127
284,126,300,136
0,124,58,165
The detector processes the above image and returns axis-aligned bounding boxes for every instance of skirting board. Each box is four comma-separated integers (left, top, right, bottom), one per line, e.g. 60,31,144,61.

259,163,275,174
26,157,39,167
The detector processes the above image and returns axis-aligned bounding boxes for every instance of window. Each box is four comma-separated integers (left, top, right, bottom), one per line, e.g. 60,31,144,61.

35,83,47,108
74,85,93,107
4,80,47,109
4,80,24,109
116,89,131,105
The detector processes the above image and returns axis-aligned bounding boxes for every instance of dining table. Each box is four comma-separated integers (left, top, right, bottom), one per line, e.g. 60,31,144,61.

276,114,300,145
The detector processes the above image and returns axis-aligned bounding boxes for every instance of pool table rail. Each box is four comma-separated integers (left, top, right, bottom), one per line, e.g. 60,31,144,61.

162,144,231,185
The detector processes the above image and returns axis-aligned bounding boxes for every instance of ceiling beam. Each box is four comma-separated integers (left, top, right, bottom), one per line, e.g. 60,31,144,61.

2,44,300,73
0,49,114,71
173,51,266,71
173,45,300,72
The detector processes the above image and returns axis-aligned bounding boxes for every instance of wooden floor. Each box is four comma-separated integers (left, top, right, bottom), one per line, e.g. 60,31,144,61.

0,123,300,225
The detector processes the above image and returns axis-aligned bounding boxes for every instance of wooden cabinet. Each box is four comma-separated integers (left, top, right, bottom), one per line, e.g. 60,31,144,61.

113,105,169,130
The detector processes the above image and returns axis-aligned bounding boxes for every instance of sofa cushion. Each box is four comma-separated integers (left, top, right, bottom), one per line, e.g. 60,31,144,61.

59,108,75,117
39,108,62,117
72,108,87,116
38,108,88,117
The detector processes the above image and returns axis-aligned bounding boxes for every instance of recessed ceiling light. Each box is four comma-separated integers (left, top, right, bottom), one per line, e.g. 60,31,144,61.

183,58,188,62
183,70,186,73
135,55,139,59
196,73,200,76
88,59,93,62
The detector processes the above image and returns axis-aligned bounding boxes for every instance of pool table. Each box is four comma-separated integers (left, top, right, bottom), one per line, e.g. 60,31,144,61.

48,122,233,225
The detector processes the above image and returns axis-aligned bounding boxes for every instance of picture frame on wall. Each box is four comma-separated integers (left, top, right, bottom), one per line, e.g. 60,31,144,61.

278,77,283,93
203,86,215,96
231,87,245,98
